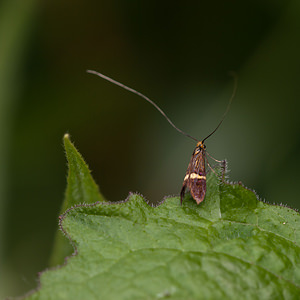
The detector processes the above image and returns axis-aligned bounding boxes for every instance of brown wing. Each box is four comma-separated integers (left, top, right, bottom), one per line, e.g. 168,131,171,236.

181,147,206,205
180,151,194,204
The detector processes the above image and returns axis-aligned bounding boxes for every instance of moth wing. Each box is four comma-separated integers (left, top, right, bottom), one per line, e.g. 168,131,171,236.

187,149,206,204
180,152,195,204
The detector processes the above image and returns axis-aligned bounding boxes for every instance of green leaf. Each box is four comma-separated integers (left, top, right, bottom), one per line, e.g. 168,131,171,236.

49,134,105,266
62,133,105,210
27,136,300,299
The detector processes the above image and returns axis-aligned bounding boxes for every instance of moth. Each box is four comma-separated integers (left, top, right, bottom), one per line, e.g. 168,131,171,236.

87,70,236,205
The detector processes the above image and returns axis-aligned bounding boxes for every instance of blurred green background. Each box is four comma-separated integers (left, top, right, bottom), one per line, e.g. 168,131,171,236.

1,0,300,298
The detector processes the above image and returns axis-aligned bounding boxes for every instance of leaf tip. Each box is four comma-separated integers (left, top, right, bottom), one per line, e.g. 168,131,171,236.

64,133,70,140
63,133,72,149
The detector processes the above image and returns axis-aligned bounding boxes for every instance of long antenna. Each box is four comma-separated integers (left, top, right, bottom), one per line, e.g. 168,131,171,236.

202,71,237,143
87,70,198,142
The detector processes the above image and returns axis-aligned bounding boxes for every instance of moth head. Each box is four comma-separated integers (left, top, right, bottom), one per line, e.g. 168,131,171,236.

196,141,206,150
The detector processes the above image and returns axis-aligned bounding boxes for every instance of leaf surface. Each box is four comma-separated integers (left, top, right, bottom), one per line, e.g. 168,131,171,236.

26,135,300,300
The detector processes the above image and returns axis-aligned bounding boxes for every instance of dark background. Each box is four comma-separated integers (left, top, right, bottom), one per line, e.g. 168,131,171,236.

1,0,300,297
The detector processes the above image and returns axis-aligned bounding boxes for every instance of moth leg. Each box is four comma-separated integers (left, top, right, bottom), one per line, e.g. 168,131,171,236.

206,159,218,176
180,184,187,205
206,157,227,182
206,151,223,163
